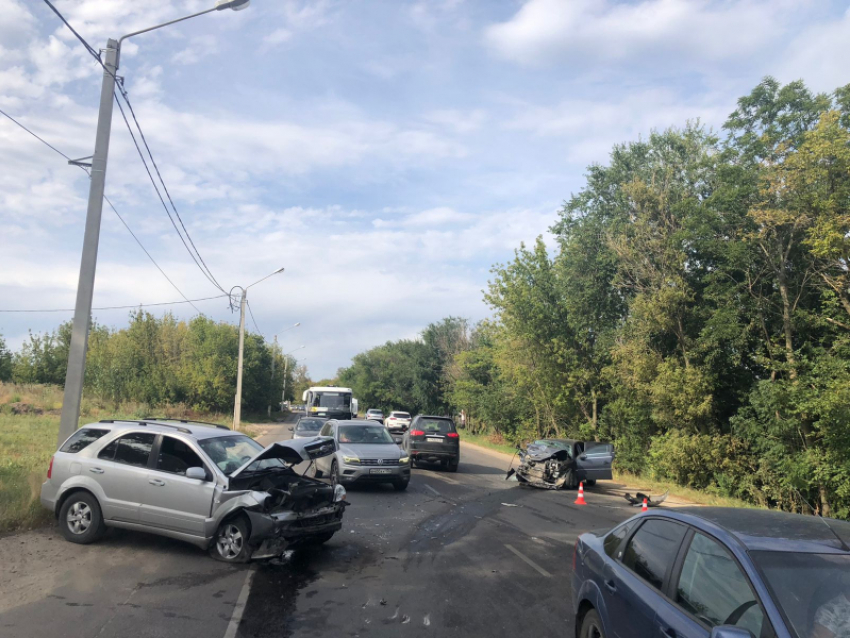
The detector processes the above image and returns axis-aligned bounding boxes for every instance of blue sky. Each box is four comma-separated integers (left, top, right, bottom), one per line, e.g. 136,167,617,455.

2,0,849,378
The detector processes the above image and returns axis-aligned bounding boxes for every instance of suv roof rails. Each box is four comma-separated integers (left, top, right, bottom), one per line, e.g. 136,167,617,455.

141,417,230,431
98,419,192,434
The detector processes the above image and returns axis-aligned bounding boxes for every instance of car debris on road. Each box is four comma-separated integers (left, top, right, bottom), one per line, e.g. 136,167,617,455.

623,490,669,507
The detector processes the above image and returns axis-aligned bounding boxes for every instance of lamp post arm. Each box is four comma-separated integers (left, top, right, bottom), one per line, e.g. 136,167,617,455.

118,7,218,46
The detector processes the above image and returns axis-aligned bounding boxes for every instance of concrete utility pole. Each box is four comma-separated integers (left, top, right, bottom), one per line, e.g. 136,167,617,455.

281,345,306,409
233,288,247,430
231,267,285,431
55,0,252,449
57,41,119,448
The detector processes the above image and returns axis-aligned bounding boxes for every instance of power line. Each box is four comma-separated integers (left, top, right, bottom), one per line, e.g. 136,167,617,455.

112,95,226,295
246,299,263,335
39,0,229,298
0,294,228,313
41,0,101,62
0,106,203,315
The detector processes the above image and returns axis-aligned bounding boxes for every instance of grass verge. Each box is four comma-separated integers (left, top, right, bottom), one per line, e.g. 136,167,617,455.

0,382,232,532
458,430,518,456
612,469,760,510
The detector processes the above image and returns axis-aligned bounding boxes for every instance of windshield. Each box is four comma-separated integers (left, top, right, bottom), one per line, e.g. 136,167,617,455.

338,425,394,445
315,392,350,409
295,419,324,432
199,435,284,475
752,551,850,638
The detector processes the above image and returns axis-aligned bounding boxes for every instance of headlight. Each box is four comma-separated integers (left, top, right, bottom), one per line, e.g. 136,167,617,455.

399,456,410,465
334,484,347,502
342,456,360,465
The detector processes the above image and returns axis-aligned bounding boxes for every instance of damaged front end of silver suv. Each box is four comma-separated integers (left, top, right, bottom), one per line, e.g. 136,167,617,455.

214,439,348,560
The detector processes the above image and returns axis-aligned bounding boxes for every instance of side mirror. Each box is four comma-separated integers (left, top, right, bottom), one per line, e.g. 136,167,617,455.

288,427,294,432
186,467,206,481
710,627,754,638
580,454,587,461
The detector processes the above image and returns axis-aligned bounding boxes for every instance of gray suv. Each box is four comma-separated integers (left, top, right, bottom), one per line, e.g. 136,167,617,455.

314,419,410,490
41,419,347,562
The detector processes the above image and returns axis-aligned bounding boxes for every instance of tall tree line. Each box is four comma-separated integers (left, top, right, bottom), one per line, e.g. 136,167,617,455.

0,310,301,413
339,78,850,519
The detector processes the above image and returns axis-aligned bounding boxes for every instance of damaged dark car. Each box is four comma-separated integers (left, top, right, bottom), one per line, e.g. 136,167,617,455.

506,439,614,490
41,419,347,563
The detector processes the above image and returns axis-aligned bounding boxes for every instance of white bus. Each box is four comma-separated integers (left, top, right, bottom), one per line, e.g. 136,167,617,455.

302,386,359,420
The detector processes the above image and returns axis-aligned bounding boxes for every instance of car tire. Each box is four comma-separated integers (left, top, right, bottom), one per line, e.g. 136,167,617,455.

579,608,605,638
564,469,578,490
210,515,251,563
447,459,459,472
58,491,106,544
330,461,340,488
585,479,597,487
393,479,409,491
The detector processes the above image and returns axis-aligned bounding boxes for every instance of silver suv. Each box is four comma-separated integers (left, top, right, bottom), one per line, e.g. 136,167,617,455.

41,419,347,562
314,419,410,490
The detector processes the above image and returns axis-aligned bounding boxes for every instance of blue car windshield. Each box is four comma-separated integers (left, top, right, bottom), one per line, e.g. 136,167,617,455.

752,551,850,638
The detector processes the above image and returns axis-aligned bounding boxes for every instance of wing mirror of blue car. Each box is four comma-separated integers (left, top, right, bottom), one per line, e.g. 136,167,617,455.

710,627,755,638
580,454,587,460
186,467,206,481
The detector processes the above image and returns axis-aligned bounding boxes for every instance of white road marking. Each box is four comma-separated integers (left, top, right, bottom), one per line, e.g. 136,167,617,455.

504,544,552,578
424,484,441,497
223,568,255,638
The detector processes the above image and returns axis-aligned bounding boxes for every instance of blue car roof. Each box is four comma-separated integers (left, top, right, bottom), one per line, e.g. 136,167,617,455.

661,507,850,553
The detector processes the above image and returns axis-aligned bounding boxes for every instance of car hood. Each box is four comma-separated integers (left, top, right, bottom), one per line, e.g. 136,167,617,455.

524,442,570,462
230,437,336,478
339,442,402,459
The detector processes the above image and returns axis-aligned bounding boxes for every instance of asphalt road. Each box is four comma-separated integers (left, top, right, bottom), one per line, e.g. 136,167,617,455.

0,414,643,638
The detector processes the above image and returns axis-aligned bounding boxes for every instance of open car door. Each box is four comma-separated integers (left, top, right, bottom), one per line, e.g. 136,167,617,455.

575,441,614,482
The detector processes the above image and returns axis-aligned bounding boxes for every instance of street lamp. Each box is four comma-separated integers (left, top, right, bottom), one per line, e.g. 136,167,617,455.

281,345,306,410
57,1,251,447
231,267,286,430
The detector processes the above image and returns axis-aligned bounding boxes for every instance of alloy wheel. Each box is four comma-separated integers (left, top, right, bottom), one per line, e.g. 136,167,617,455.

66,501,92,535
216,524,244,560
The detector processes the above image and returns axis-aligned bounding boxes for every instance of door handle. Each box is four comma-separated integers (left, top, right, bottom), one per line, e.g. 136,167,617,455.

659,624,676,638
149,479,165,486
604,579,617,592
89,467,104,474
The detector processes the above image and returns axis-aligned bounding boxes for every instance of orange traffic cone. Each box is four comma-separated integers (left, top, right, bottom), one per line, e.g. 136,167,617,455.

574,482,587,505
641,497,648,512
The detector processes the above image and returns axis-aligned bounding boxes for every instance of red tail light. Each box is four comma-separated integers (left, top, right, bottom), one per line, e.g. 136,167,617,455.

47,455,54,479
573,540,579,570
410,430,425,437
447,432,459,438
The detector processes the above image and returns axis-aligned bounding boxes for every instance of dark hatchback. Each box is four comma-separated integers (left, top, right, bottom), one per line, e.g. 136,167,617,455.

402,416,460,471
573,507,850,638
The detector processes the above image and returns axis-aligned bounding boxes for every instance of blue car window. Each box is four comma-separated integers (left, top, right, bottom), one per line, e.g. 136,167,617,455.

604,520,637,559
676,533,767,637
622,519,688,590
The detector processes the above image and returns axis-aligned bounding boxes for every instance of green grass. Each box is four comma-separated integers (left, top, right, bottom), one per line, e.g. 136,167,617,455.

612,469,761,510
0,382,234,532
458,430,519,456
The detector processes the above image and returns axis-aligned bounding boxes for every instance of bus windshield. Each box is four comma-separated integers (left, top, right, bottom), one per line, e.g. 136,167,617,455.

316,392,350,409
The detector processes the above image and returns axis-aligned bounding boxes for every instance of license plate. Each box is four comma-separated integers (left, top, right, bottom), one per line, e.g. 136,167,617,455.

370,468,393,475
426,437,443,442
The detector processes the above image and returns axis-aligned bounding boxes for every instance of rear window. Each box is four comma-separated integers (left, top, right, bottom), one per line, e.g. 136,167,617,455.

296,419,324,432
60,428,109,453
418,418,455,434
391,412,411,419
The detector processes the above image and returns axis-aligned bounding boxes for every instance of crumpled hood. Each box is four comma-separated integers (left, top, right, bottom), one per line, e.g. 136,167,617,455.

523,442,570,462
229,437,336,478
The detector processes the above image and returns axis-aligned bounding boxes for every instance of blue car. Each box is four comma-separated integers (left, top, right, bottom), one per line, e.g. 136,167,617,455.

573,507,850,638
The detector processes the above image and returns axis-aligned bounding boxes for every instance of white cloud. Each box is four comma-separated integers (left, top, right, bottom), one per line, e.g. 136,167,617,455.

780,7,850,91
484,0,800,67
